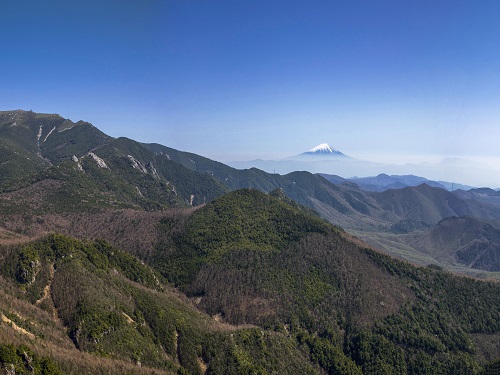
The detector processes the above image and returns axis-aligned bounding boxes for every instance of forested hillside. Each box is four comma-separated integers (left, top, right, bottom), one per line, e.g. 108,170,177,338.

148,189,500,373
0,233,321,374
3,189,500,373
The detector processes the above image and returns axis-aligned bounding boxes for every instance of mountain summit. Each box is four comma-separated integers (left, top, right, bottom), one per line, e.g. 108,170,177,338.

301,143,349,158
308,143,339,153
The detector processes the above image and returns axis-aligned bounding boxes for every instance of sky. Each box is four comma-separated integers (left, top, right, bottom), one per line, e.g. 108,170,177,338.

2,1,500,176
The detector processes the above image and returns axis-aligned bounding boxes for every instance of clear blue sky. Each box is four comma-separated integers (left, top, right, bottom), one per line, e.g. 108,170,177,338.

2,0,500,166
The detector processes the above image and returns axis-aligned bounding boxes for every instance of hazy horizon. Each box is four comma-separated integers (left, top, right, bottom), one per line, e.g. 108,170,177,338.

2,1,500,187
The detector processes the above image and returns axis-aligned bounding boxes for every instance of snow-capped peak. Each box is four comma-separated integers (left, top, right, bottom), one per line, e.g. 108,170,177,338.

307,143,339,153
296,143,349,159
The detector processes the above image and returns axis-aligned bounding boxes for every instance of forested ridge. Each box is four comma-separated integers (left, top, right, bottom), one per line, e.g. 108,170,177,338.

2,189,500,373
150,189,500,374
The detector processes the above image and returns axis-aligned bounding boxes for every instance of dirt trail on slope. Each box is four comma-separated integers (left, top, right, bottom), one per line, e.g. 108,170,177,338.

35,263,55,308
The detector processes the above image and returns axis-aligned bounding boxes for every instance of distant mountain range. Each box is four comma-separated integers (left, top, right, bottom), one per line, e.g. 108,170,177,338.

229,143,499,189
1,110,500,274
321,173,475,192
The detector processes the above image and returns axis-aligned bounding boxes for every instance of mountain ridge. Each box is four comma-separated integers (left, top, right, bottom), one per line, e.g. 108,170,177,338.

4,109,500,275
3,110,500,276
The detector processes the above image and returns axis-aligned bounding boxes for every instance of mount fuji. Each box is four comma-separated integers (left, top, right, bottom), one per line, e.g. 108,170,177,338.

296,143,351,159
228,142,358,175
